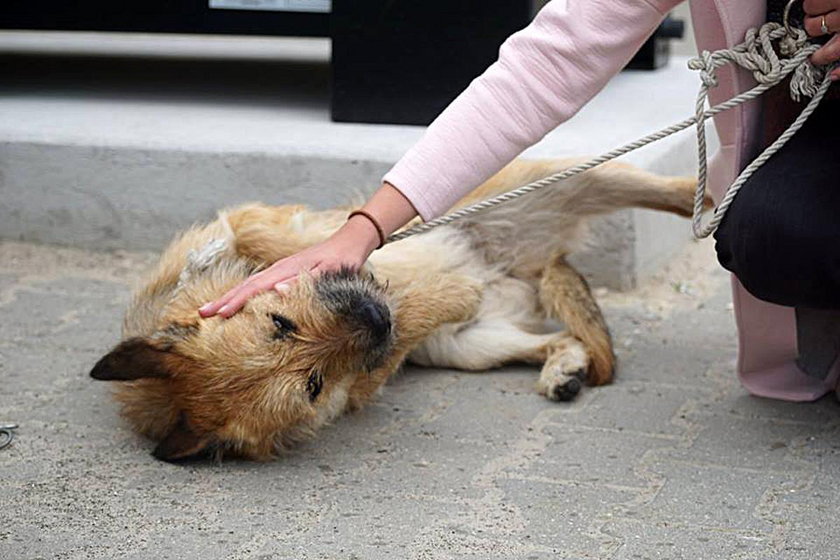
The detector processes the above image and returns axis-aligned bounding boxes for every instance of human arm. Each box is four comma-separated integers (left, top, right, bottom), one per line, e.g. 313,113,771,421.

385,0,683,219
198,182,416,318
200,0,682,317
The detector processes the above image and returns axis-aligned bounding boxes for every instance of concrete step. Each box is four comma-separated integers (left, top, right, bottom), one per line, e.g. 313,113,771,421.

0,31,711,289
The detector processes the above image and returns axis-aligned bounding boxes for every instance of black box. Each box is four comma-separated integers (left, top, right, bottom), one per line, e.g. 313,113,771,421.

331,1,542,125
0,0,329,37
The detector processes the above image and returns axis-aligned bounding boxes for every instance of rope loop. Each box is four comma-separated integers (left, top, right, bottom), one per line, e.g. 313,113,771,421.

689,22,829,238
385,21,833,246
688,51,719,87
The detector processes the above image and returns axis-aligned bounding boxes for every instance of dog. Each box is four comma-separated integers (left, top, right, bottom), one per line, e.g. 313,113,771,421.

90,158,709,461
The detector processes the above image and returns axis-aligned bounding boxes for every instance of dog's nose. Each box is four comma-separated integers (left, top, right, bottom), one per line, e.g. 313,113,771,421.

352,301,391,342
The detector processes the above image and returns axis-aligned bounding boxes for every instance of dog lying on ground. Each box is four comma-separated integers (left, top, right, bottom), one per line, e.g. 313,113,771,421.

90,158,709,461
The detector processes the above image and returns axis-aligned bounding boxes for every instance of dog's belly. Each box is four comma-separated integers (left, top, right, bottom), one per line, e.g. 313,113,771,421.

371,226,548,371
408,274,546,370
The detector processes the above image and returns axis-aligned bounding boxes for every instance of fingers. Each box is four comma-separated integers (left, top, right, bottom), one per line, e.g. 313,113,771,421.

198,285,241,318
196,233,369,318
267,264,311,297
199,275,269,319
811,32,840,65
273,279,294,295
272,266,322,295
215,284,266,318
199,261,317,318
804,0,835,17
271,260,339,294
804,10,840,36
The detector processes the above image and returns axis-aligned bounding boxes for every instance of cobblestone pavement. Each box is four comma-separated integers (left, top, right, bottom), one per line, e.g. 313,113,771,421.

2,240,840,560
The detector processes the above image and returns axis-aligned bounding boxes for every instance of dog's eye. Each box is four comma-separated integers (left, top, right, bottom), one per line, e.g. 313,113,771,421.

271,314,297,339
306,371,323,402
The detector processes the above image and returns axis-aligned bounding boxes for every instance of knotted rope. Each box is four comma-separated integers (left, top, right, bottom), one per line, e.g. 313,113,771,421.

176,237,230,293
690,23,829,237
385,22,835,245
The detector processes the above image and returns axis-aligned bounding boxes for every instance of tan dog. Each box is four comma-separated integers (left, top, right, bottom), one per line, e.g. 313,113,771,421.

90,158,708,462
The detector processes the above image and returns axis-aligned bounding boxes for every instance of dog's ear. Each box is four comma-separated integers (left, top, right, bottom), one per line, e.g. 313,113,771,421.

153,413,214,462
90,337,179,381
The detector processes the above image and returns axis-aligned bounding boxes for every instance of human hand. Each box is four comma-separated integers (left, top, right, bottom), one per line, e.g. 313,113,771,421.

198,214,381,318
804,0,840,79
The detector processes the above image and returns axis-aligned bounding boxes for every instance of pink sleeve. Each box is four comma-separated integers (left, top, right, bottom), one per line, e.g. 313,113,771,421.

383,0,683,220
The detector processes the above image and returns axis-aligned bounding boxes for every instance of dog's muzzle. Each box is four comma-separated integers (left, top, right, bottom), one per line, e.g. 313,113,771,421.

350,300,392,346
315,268,394,360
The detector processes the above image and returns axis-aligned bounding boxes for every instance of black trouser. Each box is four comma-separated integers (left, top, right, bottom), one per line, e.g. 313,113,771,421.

714,99,840,378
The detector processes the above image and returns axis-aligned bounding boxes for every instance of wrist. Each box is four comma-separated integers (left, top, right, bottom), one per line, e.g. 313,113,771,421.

340,214,382,256
361,182,419,236
348,210,386,249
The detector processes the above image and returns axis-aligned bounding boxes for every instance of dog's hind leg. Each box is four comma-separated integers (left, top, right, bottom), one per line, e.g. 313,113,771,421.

538,251,615,388
412,318,592,402
557,161,709,218
410,320,558,371
536,333,591,401
456,159,709,219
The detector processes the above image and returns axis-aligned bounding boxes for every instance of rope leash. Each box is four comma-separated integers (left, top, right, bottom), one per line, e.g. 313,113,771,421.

385,22,835,245
690,23,831,237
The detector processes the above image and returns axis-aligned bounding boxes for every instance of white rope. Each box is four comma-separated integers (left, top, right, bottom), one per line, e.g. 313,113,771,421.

176,237,229,292
385,23,834,245
690,24,830,237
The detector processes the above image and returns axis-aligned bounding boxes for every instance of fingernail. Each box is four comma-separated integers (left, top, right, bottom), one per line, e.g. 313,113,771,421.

832,73,840,82
218,305,230,316
274,283,290,293
199,303,211,312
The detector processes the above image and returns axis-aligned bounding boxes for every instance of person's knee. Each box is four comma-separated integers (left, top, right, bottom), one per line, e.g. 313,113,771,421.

713,192,808,305
713,192,775,276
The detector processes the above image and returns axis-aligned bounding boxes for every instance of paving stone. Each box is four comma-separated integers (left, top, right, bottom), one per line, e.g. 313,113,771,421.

626,460,797,531
21,276,132,301
1,341,103,392
659,412,828,471
518,425,674,488
716,385,840,426
763,503,840,560
566,382,708,438
487,478,639,557
606,518,771,560
0,271,20,293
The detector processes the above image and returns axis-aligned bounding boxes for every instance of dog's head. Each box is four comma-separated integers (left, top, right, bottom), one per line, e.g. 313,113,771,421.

91,267,394,462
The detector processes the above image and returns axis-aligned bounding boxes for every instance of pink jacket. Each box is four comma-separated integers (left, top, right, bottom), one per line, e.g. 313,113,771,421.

384,0,836,401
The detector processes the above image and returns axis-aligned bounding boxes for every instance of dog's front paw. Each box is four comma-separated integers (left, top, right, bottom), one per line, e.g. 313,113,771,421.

436,275,483,325
537,340,589,402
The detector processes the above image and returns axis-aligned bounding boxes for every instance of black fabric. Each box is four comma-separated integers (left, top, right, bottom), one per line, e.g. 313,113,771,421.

715,2,840,376
795,307,840,378
766,0,804,26
714,99,840,309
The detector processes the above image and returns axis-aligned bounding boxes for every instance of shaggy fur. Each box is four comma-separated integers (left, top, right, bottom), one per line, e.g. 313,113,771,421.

90,158,710,461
